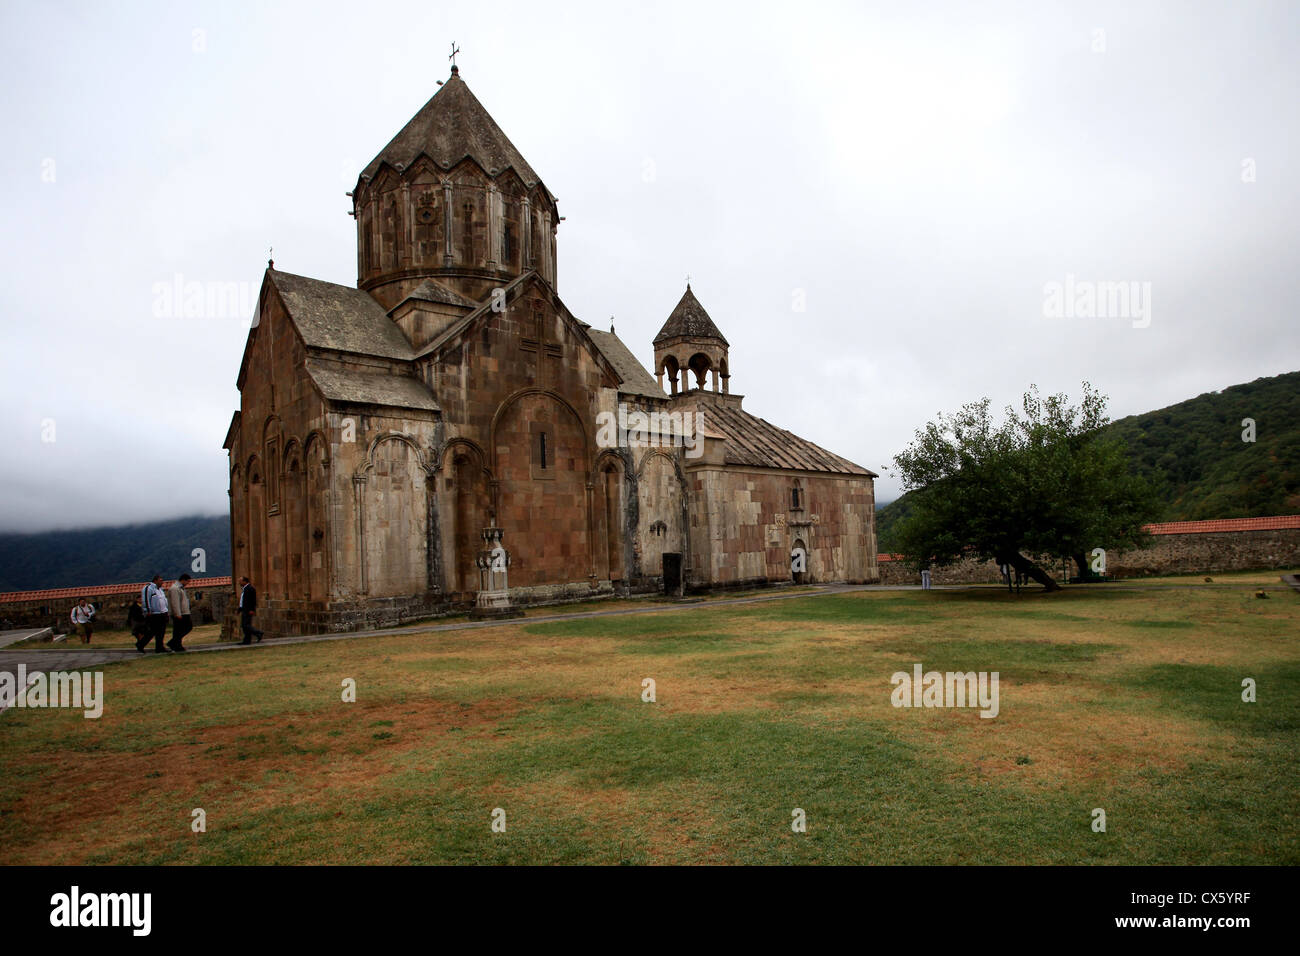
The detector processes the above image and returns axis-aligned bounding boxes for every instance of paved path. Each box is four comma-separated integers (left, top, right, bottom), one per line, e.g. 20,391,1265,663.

0,628,51,649
0,580,1290,686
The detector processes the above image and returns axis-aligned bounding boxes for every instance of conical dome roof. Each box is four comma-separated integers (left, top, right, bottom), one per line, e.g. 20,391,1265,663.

653,285,728,346
360,71,547,192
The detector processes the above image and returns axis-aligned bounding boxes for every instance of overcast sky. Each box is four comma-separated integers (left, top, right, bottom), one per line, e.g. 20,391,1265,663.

1,0,1296,532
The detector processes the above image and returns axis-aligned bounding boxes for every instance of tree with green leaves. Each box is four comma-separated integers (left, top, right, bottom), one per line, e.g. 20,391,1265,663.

890,384,1159,591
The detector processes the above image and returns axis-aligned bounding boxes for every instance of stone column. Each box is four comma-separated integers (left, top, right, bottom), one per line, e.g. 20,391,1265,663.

426,475,442,595
401,182,411,267
353,474,368,596
301,470,311,600
442,181,454,267
279,470,289,599
541,210,553,284
585,479,597,584
521,196,532,268
488,183,501,271
323,456,336,604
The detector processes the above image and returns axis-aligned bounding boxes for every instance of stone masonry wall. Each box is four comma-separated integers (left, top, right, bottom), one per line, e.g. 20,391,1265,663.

687,465,879,588
877,526,1300,584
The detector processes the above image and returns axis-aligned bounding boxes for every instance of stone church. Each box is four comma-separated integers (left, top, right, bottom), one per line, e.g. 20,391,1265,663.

223,64,879,635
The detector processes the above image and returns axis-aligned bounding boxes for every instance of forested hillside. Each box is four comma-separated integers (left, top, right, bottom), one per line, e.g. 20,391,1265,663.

877,371,1300,550
0,515,230,592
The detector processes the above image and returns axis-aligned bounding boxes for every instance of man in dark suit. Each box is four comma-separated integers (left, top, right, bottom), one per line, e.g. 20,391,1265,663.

238,576,264,645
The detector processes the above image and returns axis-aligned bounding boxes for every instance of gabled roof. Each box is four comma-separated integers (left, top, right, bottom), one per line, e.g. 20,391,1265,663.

306,360,439,412
268,270,414,360
223,411,241,450
700,400,876,476
412,270,623,387
653,285,728,346
398,278,476,310
587,330,665,399
413,271,533,360
360,73,548,197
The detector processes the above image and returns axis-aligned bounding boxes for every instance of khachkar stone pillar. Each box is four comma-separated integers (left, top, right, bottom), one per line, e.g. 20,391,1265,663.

470,527,523,620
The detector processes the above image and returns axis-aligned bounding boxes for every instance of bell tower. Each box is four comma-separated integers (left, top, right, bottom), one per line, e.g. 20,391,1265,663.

351,64,559,311
653,282,730,395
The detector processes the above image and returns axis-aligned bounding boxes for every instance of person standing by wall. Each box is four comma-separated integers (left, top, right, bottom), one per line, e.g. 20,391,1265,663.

168,573,193,652
138,575,170,654
126,596,149,651
238,576,264,645
69,597,96,644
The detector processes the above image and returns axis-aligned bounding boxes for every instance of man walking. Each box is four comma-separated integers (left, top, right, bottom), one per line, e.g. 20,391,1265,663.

138,574,170,653
168,573,193,652
69,598,96,644
238,576,264,645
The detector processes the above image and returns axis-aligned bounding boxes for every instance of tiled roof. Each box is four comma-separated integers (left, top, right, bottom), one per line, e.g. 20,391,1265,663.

0,576,233,604
701,400,876,476
587,329,665,399
269,270,415,360
306,360,440,412
360,73,548,195
1142,516,1300,534
653,286,728,346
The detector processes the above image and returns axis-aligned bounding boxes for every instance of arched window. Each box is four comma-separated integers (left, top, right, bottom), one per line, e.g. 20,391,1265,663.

530,423,554,479
265,437,280,514
687,352,712,391
502,221,515,265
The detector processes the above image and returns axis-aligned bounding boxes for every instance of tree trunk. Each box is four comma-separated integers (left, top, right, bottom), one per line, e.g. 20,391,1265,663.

1007,551,1061,592
1072,552,1089,579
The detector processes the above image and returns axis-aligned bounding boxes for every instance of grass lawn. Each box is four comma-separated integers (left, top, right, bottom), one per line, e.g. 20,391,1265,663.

1104,569,1300,588
1,584,1296,864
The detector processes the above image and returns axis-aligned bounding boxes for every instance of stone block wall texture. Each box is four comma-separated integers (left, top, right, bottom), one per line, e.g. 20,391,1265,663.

686,466,878,587
876,519,1300,584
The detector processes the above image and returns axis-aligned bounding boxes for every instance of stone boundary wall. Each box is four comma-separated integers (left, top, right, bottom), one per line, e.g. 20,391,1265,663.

0,577,233,632
878,520,1300,585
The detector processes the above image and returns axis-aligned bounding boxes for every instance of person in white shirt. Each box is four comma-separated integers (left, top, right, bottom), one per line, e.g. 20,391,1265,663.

167,573,193,652
69,598,96,644
136,574,171,654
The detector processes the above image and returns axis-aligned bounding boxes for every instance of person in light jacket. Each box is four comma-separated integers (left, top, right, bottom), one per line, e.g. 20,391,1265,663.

137,575,170,654
69,598,96,644
167,573,192,652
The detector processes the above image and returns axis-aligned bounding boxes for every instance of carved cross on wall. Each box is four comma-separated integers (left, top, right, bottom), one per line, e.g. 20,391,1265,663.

519,302,561,386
